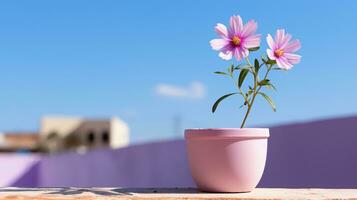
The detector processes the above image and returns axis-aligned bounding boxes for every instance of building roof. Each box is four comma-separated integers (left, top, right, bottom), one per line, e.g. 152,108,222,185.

0,132,40,152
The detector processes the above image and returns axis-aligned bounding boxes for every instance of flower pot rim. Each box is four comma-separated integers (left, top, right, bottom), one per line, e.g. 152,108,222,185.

185,128,269,139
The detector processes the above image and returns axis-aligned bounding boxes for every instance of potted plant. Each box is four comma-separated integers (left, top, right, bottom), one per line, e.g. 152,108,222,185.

185,15,301,192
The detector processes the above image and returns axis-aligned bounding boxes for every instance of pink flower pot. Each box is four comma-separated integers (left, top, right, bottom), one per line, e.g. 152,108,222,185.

185,128,269,192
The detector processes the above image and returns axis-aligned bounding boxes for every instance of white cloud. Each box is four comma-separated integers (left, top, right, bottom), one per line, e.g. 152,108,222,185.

155,81,206,100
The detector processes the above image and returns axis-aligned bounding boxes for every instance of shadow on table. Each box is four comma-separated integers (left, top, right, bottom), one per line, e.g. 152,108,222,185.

0,188,127,196
0,188,201,196
111,187,199,194
46,188,130,196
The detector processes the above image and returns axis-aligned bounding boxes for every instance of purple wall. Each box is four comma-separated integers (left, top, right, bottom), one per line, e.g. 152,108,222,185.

260,116,357,188
0,154,40,187
38,140,194,187
5,116,357,188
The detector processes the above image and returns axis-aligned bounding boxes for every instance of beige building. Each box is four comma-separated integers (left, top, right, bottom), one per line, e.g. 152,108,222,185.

40,116,130,153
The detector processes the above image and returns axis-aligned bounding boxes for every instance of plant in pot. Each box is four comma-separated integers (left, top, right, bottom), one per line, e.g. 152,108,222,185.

185,15,301,192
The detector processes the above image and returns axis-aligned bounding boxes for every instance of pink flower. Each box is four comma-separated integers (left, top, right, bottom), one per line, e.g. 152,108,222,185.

266,29,301,70
210,15,261,61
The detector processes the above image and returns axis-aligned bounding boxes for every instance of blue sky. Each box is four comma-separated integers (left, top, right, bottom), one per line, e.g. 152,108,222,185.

0,0,357,143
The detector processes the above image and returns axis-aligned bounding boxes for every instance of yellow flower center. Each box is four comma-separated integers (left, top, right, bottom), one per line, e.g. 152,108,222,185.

232,36,241,46
274,49,284,57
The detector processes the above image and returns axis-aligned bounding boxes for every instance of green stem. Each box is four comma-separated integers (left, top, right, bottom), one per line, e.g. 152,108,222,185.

245,57,252,67
240,98,253,128
257,63,273,93
240,62,273,128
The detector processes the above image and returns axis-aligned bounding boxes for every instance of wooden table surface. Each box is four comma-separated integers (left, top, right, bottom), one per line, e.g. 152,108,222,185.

0,188,357,200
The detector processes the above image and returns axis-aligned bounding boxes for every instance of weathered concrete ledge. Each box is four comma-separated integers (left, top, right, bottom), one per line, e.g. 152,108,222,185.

0,188,356,200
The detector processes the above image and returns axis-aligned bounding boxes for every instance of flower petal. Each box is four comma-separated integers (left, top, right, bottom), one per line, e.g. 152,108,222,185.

267,49,276,60
215,23,228,38
280,33,292,49
276,56,293,70
284,39,301,53
233,47,241,60
230,15,243,35
241,20,257,38
284,53,301,64
233,47,248,61
275,29,285,47
210,39,229,51
219,51,232,60
266,34,275,49
241,48,249,58
243,34,261,48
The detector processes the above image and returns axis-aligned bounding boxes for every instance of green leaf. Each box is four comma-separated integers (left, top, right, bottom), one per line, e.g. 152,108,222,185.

266,58,277,65
261,58,267,64
265,82,277,91
238,69,249,88
214,71,229,76
254,59,260,74
258,79,277,90
235,65,250,70
262,56,277,65
258,92,276,112
212,93,238,113
248,47,259,51
260,80,277,91
229,64,234,76
258,79,270,86
272,67,288,71
234,64,242,70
